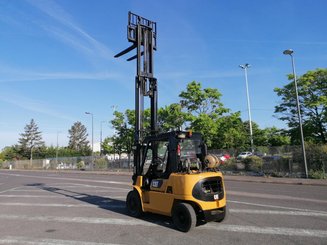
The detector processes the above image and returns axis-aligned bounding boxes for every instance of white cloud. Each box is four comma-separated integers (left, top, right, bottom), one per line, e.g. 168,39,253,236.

0,91,74,121
26,0,113,61
0,62,127,83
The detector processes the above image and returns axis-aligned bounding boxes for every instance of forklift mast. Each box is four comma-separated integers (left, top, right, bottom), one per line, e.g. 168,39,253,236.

114,12,158,177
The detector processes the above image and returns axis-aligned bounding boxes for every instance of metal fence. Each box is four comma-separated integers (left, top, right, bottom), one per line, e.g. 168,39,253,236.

2,156,133,172
210,145,327,178
1,145,326,178
219,156,306,178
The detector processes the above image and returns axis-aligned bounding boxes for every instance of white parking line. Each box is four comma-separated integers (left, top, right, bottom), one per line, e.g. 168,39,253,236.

229,200,327,214
13,183,130,192
0,214,326,238
0,172,130,186
230,209,327,217
0,236,122,245
0,202,125,208
0,214,154,226
0,187,20,194
0,194,126,199
0,181,126,193
1,200,325,218
0,203,93,208
0,195,66,198
229,190,327,204
71,183,130,191
201,224,327,238
10,189,50,192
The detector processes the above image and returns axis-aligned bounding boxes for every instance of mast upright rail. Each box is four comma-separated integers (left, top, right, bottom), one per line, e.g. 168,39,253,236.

115,12,158,181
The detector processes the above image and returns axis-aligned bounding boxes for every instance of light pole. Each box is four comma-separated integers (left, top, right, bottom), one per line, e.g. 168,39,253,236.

111,105,117,160
85,112,94,170
56,131,61,166
100,121,106,156
239,63,254,153
30,145,34,167
111,105,118,112
85,112,94,153
283,49,308,178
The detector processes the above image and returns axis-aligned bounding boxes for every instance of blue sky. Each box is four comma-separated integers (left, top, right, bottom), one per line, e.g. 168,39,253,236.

0,0,326,149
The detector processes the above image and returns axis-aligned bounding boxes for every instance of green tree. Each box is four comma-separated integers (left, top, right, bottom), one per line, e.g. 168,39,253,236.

244,122,291,148
274,68,327,144
107,81,292,153
102,137,114,155
18,119,45,160
0,145,21,160
265,127,291,146
215,112,248,149
42,146,82,158
244,121,268,147
179,81,229,117
110,110,135,159
179,81,231,148
192,113,218,147
158,103,188,132
68,121,91,155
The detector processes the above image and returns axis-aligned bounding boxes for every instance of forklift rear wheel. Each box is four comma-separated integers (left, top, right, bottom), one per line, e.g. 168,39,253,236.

215,206,227,222
172,202,196,232
126,190,143,217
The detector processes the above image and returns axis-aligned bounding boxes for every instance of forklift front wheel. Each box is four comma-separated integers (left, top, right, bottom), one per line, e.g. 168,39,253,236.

126,190,143,218
172,202,196,232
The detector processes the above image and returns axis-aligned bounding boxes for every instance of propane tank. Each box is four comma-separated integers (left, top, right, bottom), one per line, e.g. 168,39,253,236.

204,154,221,169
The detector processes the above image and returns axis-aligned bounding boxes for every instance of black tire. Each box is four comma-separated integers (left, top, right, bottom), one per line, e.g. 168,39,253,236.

126,190,143,217
172,203,196,232
215,206,228,222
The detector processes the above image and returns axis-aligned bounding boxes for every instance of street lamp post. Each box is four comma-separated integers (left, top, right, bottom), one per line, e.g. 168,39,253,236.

111,105,118,160
85,112,94,169
56,131,61,166
111,105,118,112
100,121,106,156
283,49,308,178
85,112,94,153
30,145,34,167
239,63,254,153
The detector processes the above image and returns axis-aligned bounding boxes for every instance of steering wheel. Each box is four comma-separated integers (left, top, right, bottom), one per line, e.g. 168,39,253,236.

153,157,165,171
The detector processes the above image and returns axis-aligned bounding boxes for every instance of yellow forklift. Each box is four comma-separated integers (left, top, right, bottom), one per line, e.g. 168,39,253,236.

115,12,227,232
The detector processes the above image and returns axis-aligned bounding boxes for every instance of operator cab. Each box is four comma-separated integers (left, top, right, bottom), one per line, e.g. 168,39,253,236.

138,131,207,189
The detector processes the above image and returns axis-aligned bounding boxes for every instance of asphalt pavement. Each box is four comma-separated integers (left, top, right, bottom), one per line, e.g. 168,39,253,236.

0,170,326,245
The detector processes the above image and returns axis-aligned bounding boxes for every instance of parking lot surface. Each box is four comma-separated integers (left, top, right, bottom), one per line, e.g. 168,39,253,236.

0,170,326,244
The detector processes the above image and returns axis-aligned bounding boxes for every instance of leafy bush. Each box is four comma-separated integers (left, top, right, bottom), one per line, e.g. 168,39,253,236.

76,161,85,170
293,144,327,173
309,169,326,179
95,158,107,170
243,156,263,172
220,157,238,171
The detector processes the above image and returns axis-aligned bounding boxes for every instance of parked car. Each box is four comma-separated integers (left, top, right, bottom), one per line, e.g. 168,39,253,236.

237,152,252,159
